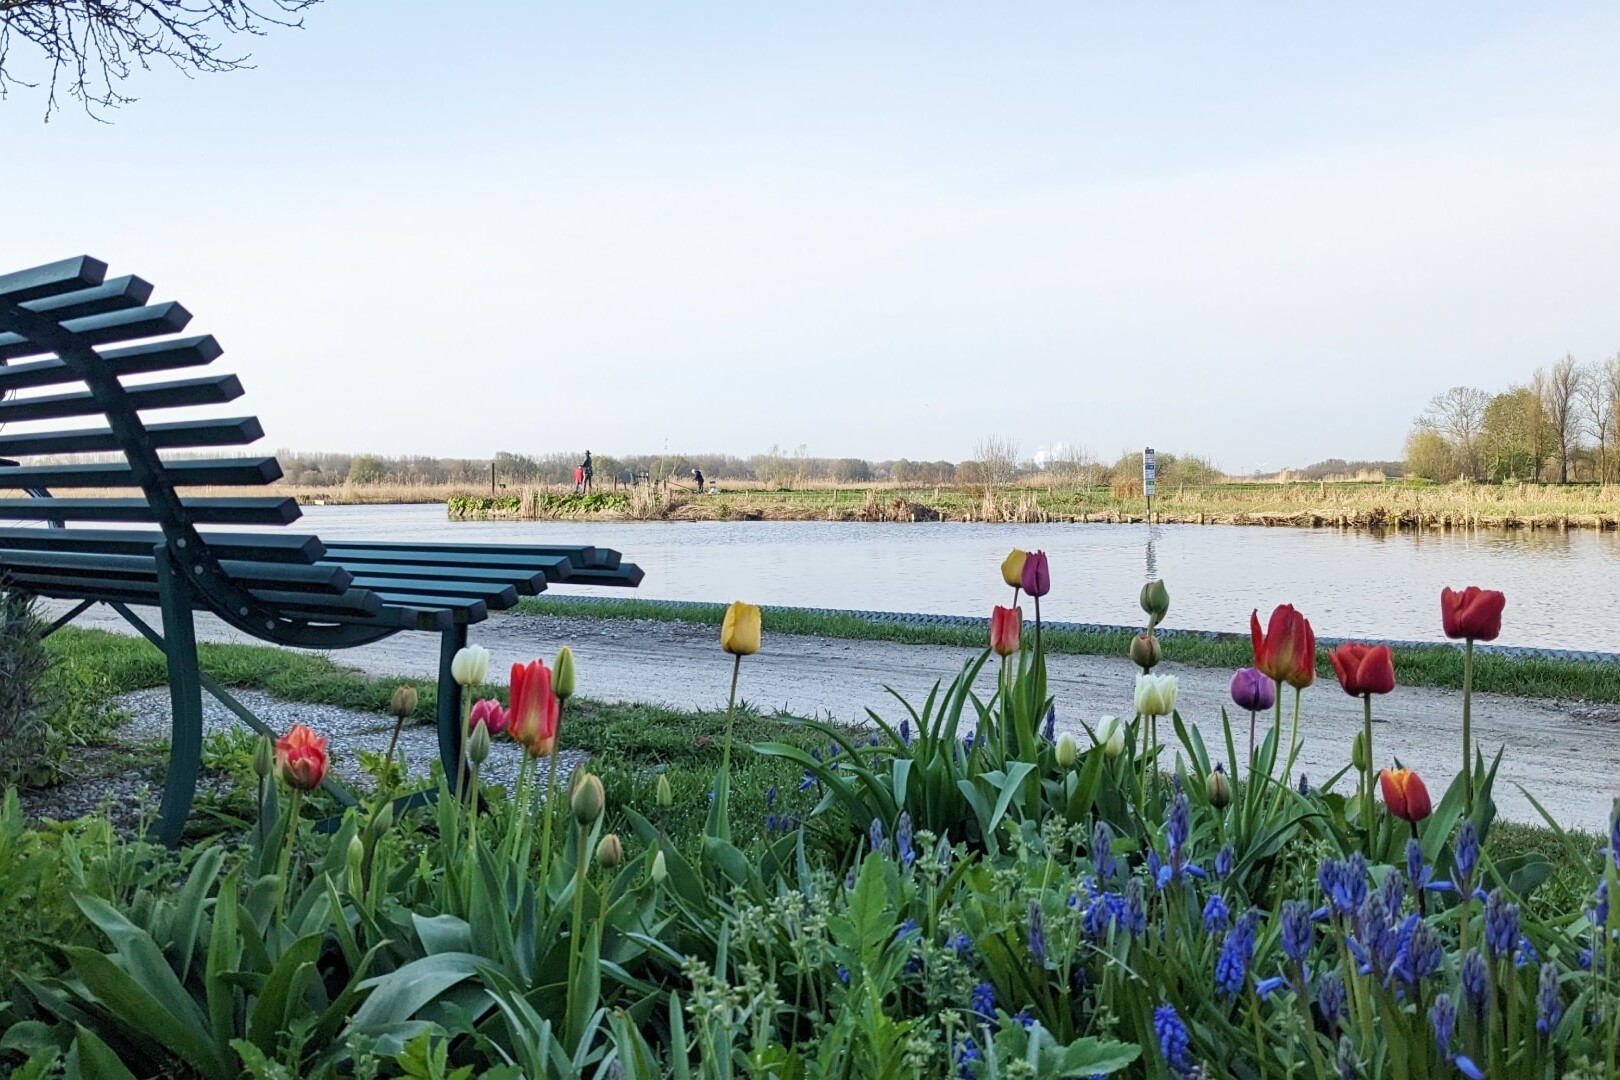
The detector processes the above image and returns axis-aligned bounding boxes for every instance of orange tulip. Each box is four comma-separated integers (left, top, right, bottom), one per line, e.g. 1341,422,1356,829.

1328,643,1395,697
1379,768,1432,824
1250,604,1316,689
275,724,328,791
990,605,1021,656
509,659,560,756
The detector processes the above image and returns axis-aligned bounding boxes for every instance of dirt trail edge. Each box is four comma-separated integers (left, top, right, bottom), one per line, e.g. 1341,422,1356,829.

58,604,1620,833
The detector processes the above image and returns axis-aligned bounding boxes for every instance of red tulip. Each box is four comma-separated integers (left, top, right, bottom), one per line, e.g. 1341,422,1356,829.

1250,604,1317,689
1020,551,1050,598
1441,586,1505,642
468,697,508,736
275,724,329,791
990,605,1021,656
1379,768,1432,823
509,660,560,756
1328,643,1395,697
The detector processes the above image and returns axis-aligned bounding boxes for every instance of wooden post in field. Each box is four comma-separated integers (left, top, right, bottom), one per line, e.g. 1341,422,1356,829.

1143,446,1157,523
490,461,496,494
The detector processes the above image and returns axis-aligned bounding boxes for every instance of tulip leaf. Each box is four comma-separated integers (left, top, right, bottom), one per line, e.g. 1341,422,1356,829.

350,952,486,1033
65,1025,138,1080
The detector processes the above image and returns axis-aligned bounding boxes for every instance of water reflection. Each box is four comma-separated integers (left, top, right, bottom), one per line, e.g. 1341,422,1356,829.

286,506,1620,650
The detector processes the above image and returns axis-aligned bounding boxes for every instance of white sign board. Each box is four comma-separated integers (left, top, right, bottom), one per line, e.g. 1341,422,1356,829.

1143,447,1157,496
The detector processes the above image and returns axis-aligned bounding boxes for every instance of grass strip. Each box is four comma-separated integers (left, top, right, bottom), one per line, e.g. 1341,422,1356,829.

517,597,1620,703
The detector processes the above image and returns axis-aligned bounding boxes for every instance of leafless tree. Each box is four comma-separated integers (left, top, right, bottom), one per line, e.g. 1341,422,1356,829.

1581,359,1616,483
973,434,1021,492
1537,355,1584,484
0,0,320,116
1421,386,1491,480
1604,354,1620,484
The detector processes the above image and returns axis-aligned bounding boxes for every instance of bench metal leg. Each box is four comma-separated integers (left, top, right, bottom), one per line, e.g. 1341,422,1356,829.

153,545,203,848
437,623,467,793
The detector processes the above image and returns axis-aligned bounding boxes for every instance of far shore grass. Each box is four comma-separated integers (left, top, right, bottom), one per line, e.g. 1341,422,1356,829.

517,596,1620,704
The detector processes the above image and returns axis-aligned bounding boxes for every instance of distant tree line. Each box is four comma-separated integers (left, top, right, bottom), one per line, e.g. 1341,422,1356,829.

1404,354,1620,483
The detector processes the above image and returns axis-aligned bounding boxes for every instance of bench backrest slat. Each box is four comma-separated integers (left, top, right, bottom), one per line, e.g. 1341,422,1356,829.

0,457,281,489
0,416,263,457
0,302,193,362
0,257,106,306
20,276,153,322
0,374,242,425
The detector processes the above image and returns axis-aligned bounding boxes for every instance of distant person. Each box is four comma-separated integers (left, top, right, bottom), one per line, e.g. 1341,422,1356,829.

581,451,594,492
692,467,705,492
573,465,585,494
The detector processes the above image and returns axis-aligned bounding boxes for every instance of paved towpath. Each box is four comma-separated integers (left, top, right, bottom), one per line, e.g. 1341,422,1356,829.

57,604,1620,832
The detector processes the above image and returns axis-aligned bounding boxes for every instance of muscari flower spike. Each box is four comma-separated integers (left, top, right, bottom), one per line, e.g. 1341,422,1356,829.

1153,1004,1193,1076
1536,962,1562,1037
1454,820,1479,890
1317,969,1346,1028
1216,910,1261,998
970,981,995,1019
1028,898,1048,966
1092,819,1117,881
1202,894,1231,935
1484,889,1520,959
1215,842,1234,880
895,811,915,869
1281,899,1313,964
1461,949,1488,1016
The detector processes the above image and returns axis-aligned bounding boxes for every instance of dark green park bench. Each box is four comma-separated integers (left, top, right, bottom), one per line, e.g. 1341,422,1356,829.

0,256,643,845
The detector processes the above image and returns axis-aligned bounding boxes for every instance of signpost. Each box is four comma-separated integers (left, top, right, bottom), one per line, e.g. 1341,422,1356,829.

1143,447,1156,522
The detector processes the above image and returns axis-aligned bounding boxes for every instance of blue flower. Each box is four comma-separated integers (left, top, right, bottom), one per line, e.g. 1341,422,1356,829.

765,784,777,808
1012,1008,1035,1029
949,931,973,958
1453,820,1479,891
954,1037,981,1078
1042,705,1055,743
1484,889,1520,959
1610,804,1620,869
1092,820,1117,881
1298,772,1311,796
1216,910,1260,998
1381,869,1408,919
1281,900,1312,963
1431,992,1456,1058
895,811,915,870
1215,842,1234,880
1319,854,1368,917
1393,915,1442,987
1153,1004,1193,1075
1592,879,1609,927
1516,934,1539,969
1202,894,1231,935
1168,792,1190,860
1351,892,1397,979
1124,880,1147,938
1317,969,1346,1027
1461,949,1488,1015
1334,1035,1357,1080
869,818,888,858
1147,849,1166,890
970,981,996,1019
1405,838,1425,889
1255,974,1288,999
1536,963,1562,1036
836,966,850,985
797,769,817,792
765,813,778,832
1028,898,1048,966
899,718,912,746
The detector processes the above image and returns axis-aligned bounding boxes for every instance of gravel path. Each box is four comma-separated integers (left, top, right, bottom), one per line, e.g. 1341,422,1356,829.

44,602,1620,832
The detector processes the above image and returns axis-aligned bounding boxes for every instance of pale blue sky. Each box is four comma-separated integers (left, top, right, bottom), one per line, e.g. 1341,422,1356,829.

6,3,1619,470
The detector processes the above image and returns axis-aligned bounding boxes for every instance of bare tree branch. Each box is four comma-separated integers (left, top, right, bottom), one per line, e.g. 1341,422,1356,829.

0,0,320,118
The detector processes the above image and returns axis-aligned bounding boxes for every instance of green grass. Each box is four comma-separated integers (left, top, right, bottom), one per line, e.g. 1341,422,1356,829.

517,596,1620,703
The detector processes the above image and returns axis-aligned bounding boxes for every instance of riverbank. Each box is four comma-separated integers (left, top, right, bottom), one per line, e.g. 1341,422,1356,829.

39,607,1620,830
441,480,1620,529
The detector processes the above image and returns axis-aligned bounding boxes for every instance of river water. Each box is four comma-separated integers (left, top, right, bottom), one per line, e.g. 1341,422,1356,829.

286,505,1619,651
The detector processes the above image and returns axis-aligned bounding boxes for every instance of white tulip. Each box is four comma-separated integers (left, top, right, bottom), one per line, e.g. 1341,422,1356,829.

1055,732,1078,768
451,644,490,687
1134,673,1179,718
1094,715,1126,758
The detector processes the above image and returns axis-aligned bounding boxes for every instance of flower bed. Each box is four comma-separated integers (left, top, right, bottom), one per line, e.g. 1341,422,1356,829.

1,555,1613,1079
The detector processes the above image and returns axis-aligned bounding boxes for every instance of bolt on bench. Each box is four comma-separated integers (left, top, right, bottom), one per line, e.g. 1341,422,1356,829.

0,256,643,845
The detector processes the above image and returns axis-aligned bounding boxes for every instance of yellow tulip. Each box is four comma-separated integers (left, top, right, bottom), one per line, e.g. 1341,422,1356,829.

721,601,762,656
1000,549,1028,589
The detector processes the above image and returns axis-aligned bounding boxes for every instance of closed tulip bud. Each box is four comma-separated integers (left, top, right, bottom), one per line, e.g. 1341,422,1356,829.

389,684,418,719
346,834,365,894
252,734,274,779
371,801,394,835
1229,667,1276,713
1055,732,1078,768
1251,604,1317,689
1139,580,1170,628
467,722,491,767
1206,765,1232,809
1020,550,1051,598
1128,632,1162,671
990,605,1022,656
1001,549,1028,589
651,849,668,884
1351,729,1370,772
1095,715,1126,758
721,601,762,656
571,772,605,825
1380,767,1433,824
554,646,576,700
1134,673,1179,718
655,772,673,808
1441,586,1506,642
275,724,329,791
595,833,623,868
450,644,490,687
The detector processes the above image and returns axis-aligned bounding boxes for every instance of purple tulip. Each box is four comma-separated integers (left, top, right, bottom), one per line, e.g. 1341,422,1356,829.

1020,550,1051,598
1230,667,1275,713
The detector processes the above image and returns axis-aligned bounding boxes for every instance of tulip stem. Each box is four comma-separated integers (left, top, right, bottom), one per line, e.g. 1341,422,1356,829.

382,715,405,794
455,690,473,804
1462,637,1475,815
276,789,302,934
1363,694,1375,855
566,820,590,1047
538,748,560,889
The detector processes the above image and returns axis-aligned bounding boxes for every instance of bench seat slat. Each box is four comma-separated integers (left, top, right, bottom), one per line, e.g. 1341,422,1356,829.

20,276,153,321
0,335,224,393
0,497,300,525
320,540,618,570
317,548,580,575
324,560,547,590
0,257,106,306
0,301,192,362
372,595,488,623
0,527,324,563
546,564,645,587
0,550,351,592
0,457,281,489
0,374,243,425
347,576,519,605
0,416,263,457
